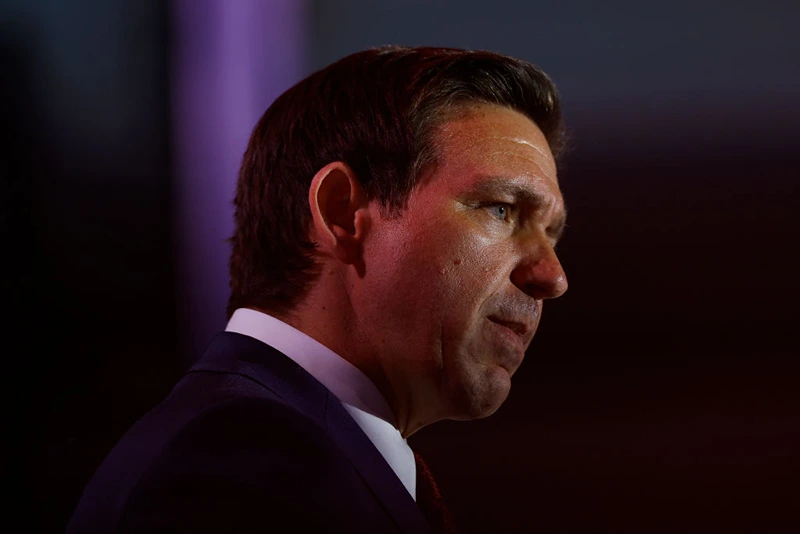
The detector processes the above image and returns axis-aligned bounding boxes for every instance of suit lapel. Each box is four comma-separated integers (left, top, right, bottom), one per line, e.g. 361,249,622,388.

191,332,434,534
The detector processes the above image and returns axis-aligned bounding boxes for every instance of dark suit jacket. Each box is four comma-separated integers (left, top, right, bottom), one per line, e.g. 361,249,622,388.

67,332,435,533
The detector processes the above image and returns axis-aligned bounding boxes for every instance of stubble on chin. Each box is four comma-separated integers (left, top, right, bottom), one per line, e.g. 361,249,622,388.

442,353,512,422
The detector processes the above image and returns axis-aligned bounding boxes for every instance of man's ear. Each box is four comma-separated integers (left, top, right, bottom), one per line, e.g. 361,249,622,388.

308,161,370,264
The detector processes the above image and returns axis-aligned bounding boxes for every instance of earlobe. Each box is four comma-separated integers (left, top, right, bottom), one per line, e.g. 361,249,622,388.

308,162,369,264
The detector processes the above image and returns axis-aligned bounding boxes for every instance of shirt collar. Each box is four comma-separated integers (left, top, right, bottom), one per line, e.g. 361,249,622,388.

224,308,416,500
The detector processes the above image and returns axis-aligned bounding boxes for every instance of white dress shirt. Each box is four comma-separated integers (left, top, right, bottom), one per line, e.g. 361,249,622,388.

225,307,416,500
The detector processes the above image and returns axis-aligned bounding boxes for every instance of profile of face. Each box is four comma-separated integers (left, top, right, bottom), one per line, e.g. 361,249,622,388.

355,104,568,432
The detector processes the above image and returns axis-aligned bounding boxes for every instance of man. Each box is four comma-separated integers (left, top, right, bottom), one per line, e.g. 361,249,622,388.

67,45,568,533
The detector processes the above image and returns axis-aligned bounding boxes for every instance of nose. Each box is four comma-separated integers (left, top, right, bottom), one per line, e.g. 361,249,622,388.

510,239,568,300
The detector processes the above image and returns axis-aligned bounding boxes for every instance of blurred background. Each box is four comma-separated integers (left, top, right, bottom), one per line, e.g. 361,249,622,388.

4,0,798,532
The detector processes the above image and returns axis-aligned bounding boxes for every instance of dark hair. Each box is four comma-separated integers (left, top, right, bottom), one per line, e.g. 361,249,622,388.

227,45,566,319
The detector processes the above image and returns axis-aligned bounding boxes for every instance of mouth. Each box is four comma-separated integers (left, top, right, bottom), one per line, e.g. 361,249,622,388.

485,317,528,373
487,316,530,339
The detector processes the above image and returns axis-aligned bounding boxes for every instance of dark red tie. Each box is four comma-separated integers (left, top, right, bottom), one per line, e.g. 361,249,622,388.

414,451,458,534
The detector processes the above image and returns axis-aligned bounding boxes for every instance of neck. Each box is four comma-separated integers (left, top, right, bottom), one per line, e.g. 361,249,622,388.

279,287,443,438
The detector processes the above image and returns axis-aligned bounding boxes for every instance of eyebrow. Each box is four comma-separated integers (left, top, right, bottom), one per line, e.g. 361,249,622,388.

468,178,568,241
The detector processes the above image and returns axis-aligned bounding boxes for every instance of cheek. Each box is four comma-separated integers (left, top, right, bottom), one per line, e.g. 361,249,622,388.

367,215,513,328
440,236,511,290
434,236,515,331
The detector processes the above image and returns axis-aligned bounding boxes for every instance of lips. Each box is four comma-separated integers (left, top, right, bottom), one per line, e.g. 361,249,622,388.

486,316,529,373
487,316,530,339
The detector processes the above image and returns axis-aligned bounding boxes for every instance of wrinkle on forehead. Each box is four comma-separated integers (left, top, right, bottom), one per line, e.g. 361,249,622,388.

424,104,560,194
484,136,557,181
493,135,552,160
437,106,556,168
449,136,557,186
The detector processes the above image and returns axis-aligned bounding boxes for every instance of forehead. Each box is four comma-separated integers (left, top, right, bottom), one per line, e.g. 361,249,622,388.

429,104,559,192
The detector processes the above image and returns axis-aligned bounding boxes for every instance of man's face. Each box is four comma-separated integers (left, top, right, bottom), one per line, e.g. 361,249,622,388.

356,104,568,427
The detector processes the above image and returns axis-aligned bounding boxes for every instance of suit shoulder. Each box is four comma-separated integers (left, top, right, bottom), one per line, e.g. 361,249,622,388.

161,394,337,458
67,380,342,534
116,396,370,532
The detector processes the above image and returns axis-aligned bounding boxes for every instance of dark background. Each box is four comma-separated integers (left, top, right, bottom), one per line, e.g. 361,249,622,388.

4,1,798,532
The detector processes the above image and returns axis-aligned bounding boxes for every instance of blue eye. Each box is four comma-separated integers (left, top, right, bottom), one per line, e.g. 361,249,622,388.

487,204,510,221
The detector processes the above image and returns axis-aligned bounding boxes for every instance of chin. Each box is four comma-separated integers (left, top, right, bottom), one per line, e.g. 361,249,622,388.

449,364,512,421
